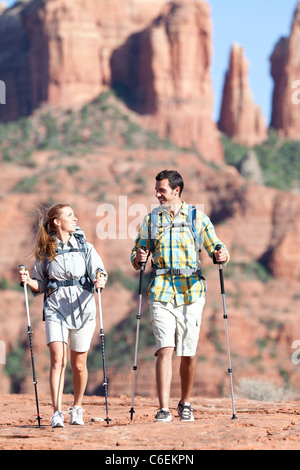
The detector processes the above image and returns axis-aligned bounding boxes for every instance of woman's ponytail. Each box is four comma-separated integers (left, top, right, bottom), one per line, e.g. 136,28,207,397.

34,204,70,261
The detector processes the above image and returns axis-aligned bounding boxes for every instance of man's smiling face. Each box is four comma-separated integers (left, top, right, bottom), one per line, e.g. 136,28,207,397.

155,178,180,206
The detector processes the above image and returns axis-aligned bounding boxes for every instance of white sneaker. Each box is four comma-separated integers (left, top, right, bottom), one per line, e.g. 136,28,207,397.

177,402,195,421
154,409,172,422
51,410,65,428
69,406,85,426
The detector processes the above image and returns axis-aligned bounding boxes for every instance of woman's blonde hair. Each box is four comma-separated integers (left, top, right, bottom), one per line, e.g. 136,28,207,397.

34,204,71,261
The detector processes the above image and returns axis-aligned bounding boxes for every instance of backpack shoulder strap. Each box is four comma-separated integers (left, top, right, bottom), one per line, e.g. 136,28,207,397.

187,205,199,247
72,228,94,292
187,205,202,271
149,208,161,253
72,227,88,260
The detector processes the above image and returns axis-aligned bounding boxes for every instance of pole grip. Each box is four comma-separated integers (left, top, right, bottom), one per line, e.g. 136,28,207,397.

215,245,225,294
138,246,148,293
219,266,225,294
19,264,26,287
138,246,148,271
138,265,145,295
96,269,103,293
213,244,223,264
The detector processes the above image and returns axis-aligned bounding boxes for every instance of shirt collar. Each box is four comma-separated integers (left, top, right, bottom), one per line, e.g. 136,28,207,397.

157,201,188,215
56,233,77,248
180,201,189,215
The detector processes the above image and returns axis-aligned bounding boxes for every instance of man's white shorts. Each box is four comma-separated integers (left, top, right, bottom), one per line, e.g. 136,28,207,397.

45,319,96,352
148,296,205,357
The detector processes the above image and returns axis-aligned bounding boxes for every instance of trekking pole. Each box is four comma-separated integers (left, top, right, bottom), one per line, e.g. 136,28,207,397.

214,246,237,420
19,265,42,427
96,269,111,425
129,246,148,421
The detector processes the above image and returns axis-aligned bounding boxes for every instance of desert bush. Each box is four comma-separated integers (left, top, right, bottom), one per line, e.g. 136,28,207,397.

236,377,296,402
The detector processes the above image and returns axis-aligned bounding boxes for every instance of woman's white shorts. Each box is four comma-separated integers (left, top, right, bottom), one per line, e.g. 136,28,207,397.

148,296,205,357
45,319,96,352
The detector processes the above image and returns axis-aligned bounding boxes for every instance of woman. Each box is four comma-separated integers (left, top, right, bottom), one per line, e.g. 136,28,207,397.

19,204,107,428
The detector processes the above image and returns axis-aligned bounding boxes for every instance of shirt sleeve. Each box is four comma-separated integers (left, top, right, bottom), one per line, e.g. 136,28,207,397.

200,212,230,264
86,242,107,281
31,259,47,296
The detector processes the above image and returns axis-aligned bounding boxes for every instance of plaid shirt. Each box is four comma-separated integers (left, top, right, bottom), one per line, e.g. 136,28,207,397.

131,201,229,306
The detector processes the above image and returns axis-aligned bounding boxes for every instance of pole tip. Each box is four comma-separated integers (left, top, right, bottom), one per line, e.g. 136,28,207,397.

129,408,135,420
36,416,42,427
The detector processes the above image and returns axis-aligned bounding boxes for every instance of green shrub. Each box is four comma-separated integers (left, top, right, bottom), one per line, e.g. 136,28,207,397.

5,344,27,393
222,130,300,191
14,175,39,193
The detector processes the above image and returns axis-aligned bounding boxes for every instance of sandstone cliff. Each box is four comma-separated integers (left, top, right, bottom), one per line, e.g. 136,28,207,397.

218,44,268,147
0,0,167,117
111,0,223,163
270,1,300,138
0,0,223,162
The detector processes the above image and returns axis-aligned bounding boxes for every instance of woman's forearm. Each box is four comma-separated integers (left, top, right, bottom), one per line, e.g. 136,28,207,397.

27,277,40,293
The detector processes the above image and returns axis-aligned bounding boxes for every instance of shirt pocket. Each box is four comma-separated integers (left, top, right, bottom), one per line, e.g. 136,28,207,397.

178,226,198,268
70,252,86,278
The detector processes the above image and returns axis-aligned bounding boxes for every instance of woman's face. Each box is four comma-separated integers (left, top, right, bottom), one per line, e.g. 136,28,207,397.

55,206,78,233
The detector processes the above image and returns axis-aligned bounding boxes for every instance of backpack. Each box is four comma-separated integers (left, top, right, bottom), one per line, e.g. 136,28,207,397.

42,227,94,320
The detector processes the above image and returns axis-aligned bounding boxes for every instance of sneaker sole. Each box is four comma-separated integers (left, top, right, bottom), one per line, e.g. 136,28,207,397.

154,417,172,423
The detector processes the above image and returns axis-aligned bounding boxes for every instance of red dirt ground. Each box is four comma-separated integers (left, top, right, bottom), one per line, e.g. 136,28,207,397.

1,394,300,451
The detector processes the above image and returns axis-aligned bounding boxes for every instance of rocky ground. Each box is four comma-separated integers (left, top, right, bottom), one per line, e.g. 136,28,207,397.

1,394,300,451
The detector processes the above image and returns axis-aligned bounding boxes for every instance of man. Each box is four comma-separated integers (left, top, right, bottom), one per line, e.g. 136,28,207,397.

131,169,229,422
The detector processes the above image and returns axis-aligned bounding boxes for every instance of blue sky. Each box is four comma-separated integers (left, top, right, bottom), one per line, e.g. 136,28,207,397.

2,0,14,7
2,0,298,124
207,0,298,123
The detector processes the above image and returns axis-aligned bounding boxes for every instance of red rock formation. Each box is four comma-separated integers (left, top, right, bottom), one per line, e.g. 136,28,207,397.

23,0,170,108
111,0,224,163
0,3,33,121
0,0,223,163
25,1,102,107
262,191,300,279
270,2,300,138
218,43,268,147
0,0,167,118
